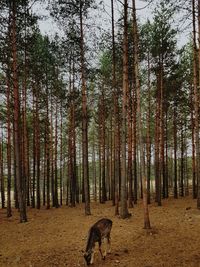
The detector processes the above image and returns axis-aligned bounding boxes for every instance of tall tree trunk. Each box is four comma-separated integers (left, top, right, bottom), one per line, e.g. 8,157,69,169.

197,0,200,208
11,0,27,222
132,0,151,228
13,122,18,209
22,4,29,208
50,92,55,207
160,65,165,201
54,99,59,208
193,0,199,205
43,132,47,206
109,116,113,201
191,85,196,198
180,124,184,197
133,90,137,204
98,111,102,203
173,102,178,199
72,61,78,204
6,71,12,217
32,91,36,208
60,103,63,206
106,134,110,200
46,78,50,209
92,135,97,202
0,134,5,209
128,84,133,208
120,0,130,219
184,124,189,196
165,110,169,198
80,1,90,215
146,52,151,204
155,69,161,206
36,89,40,209
101,92,107,203
111,0,120,214
69,60,76,207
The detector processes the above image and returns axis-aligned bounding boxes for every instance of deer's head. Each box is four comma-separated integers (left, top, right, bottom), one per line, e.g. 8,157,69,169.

84,251,92,265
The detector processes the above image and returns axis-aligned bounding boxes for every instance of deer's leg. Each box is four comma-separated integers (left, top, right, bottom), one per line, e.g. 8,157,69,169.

107,233,111,254
103,234,111,257
98,240,105,260
90,250,95,264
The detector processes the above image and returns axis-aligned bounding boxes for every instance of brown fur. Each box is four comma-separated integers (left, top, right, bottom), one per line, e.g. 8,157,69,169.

84,218,112,265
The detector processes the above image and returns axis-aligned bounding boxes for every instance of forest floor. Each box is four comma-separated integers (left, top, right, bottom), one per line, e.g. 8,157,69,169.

0,196,200,267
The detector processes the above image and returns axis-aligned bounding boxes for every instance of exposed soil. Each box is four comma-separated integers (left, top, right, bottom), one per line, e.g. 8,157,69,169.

0,196,200,267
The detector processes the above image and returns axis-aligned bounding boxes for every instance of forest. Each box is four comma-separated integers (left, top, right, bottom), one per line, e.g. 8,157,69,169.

0,0,200,266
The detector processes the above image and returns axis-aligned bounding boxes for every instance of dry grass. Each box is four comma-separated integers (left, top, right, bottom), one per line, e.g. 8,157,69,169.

0,196,200,267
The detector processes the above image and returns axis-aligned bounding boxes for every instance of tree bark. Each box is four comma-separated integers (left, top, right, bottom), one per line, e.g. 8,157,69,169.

12,0,27,222
6,71,12,217
120,0,130,219
132,0,151,228
196,0,200,208
146,52,151,204
111,0,120,215
80,1,91,215
173,102,178,199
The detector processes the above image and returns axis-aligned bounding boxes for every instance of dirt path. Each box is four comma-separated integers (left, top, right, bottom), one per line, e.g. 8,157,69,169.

0,196,200,267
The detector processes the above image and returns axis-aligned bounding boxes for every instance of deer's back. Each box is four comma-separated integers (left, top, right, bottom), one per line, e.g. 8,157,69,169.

93,218,112,238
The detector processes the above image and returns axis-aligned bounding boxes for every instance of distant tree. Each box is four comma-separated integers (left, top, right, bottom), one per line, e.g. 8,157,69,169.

120,0,130,219
132,0,151,229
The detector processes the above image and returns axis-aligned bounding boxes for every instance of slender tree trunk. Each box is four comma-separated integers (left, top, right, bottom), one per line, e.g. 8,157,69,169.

120,0,130,219
12,0,27,222
98,113,102,203
146,52,151,204
0,135,5,209
185,126,189,196
109,116,113,201
50,92,55,207
155,69,161,206
128,85,133,208
43,133,47,206
72,63,78,204
173,102,178,199
36,89,40,209
90,131,96,201
111,0,120,214
191,86,196,198
109,116,115,205
106,134,110,200
6,71,12,217
13,124,19,209
197,0,200,208
69,60,76,207
192,0,199,204
13,121,18,209
180,124,184,197
32,91,36,208
60,103,63,206
68,125,73,206
101,93,107,203
46,78,50,209
80,1,90,215
165,110,169,198
160,65,165,201
54,99,59,208
133,0,151,228
22,6,29,208
133,90,137,204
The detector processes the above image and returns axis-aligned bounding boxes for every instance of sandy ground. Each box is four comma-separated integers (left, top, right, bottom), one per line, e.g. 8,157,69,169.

0,196,200,267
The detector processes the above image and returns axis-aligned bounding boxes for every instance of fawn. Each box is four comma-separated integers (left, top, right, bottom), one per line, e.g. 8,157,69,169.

84,218,112,265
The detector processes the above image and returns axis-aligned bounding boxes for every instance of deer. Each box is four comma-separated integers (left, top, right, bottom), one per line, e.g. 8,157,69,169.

84,218,112,265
